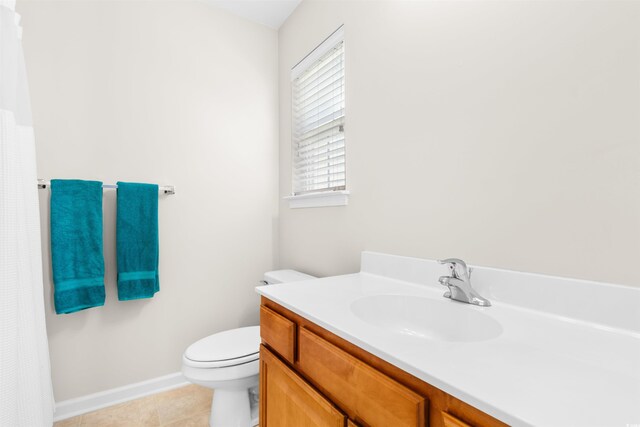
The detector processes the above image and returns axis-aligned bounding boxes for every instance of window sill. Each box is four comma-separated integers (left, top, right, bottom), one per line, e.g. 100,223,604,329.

285,190,350,209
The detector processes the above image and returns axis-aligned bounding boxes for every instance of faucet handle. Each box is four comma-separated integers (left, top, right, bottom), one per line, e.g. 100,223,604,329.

438,258,468,270
438,258,470,279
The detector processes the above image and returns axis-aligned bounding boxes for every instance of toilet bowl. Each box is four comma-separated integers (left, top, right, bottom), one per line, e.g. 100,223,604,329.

181,270,315,427
182,326,260,427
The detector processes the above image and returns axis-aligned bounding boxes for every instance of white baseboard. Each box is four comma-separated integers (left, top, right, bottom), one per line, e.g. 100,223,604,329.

53,372,189,422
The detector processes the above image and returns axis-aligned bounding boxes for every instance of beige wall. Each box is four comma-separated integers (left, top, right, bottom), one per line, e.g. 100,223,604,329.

19,0,278,400
278,0,640,286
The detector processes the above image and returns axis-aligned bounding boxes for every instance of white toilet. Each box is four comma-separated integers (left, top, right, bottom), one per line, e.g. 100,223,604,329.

181,270,315,427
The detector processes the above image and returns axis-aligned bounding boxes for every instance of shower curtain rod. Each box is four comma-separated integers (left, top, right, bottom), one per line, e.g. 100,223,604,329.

37,179,175,195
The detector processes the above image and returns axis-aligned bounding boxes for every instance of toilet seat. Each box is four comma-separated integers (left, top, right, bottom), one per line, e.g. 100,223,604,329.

184,326,260,369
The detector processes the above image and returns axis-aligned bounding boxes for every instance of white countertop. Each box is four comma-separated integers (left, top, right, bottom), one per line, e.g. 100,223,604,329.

256,252,640,427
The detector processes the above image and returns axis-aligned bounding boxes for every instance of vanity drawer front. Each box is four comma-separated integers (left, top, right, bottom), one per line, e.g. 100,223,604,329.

260,306,296,363
442,412,472,427
297,327,427,427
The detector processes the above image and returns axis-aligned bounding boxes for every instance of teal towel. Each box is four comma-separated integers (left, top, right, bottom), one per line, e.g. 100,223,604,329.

116,182,159,300
50,179,105,314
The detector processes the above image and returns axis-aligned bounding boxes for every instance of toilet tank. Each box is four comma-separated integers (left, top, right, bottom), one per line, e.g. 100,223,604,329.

262,269,315,285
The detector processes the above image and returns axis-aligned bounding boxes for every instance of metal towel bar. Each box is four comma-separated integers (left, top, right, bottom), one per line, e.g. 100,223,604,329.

37,179,175,195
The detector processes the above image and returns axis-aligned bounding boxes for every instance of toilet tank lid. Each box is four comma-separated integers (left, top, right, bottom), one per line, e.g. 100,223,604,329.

263,269,315,284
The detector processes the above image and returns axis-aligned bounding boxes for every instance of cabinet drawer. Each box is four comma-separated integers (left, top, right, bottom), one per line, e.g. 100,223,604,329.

442,412,472,427
298,327,427,427
260,305,296,363
260,346,345,427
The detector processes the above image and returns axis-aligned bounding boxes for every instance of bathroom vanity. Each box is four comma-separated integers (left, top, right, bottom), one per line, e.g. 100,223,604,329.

256,252,640,427
259,298,503,427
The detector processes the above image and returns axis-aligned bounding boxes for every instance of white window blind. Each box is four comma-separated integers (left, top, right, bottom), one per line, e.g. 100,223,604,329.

292,28,345,195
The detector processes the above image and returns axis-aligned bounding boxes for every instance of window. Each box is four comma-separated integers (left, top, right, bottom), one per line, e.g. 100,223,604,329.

287,26,348,208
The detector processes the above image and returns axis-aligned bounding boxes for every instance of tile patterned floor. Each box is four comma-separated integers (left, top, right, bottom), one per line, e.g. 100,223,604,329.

54,384,213,427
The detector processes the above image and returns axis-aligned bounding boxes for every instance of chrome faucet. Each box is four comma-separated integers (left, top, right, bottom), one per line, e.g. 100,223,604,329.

438,258,491,307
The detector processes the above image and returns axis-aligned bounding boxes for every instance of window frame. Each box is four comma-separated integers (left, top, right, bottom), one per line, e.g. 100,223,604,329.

286,26,349,209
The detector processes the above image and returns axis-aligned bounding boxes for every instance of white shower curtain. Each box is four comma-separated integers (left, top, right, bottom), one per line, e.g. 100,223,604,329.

0,0,54,425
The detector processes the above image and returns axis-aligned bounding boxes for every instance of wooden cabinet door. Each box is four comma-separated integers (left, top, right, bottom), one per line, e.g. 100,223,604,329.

260,345,345,427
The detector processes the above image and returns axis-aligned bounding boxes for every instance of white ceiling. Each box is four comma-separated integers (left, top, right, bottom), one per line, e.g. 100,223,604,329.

208,0,302,29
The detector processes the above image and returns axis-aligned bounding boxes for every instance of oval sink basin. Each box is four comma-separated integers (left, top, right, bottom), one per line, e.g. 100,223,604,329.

350,295,502,342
